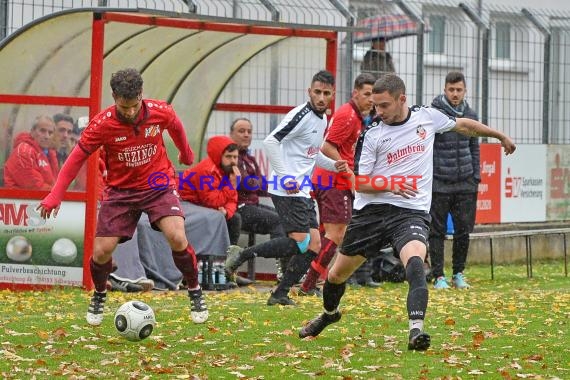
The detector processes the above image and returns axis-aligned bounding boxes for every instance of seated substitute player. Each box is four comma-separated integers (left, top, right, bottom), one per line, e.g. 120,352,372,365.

178,134,255,286
299,74,516,350
37,68,208,326
178,135,241,245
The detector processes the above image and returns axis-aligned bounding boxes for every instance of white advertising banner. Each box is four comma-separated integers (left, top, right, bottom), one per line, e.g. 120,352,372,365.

501,145,547,222
0,199,85,286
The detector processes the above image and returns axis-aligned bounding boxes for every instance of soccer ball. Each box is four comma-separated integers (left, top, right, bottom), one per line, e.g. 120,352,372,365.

6,235,32,262
114,300,156,341
51,238,78,264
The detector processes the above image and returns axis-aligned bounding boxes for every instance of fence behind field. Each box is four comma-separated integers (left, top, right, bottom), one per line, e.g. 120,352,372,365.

1,0,570,143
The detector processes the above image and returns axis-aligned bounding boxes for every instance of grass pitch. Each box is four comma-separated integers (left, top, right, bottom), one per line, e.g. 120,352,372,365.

1,262,569,379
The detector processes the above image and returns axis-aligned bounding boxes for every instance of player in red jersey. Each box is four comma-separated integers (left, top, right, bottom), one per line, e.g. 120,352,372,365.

37,68,208,326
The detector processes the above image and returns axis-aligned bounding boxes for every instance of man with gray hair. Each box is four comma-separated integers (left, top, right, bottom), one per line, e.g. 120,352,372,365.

4,115,58,190
229,117,284,287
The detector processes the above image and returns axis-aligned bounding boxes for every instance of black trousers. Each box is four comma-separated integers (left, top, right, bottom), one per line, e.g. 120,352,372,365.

227,213,243,246
229,203,285,245
428,192,477,279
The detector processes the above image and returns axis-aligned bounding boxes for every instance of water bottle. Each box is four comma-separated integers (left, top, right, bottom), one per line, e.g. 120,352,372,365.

446,213,455,235
214,263,220,284
198,261,203,285
218,262,226,285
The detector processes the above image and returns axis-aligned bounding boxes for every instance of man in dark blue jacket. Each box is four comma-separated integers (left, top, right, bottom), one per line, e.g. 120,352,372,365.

429,71,480,289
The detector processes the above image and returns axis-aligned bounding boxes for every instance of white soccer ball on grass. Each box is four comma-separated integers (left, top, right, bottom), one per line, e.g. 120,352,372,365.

114,300,156,341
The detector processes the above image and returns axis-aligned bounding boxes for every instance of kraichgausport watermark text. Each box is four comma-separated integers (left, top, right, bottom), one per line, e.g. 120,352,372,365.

147,172,422,192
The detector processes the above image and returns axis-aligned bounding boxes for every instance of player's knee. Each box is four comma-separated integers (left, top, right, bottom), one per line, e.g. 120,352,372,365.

326,227,345,246
92,249,112,265
308,238,321,254
164,230,188,251
327,267,348,284
327,272,348,284
327,232,343,246
93,243,113,264
406,256,427,288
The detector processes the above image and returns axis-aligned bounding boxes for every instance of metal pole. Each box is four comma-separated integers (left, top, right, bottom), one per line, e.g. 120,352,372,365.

394,0,424,105
0,0,8,40
232,0,238,18
543,35,551,144
460,3,489,126
481,27,489,127
328,0,355,101
551,27,560,141
184,0,198,13
259,0,279,19
85,11,106,289
259,0,280,129
522,8,551,144
97,0,108,6
415,23,425,105
473,0,483,114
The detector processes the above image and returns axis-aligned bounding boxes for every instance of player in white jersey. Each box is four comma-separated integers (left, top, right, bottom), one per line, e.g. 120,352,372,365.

225,70,348,306
299,74,516,350
265,102,329,198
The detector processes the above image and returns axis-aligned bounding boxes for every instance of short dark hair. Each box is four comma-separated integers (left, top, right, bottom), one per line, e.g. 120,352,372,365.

354,73,376,90
312,70,335,87
53,113,74,125
224,143,239,153
445,71,466,86
372,73,406,98
110,68,143,99
230,117,252,132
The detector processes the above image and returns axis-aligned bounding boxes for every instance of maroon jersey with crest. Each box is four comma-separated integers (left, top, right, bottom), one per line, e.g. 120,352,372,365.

78,99,193,190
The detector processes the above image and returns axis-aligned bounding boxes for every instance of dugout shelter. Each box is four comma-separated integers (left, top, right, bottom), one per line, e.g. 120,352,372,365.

0,8,338,289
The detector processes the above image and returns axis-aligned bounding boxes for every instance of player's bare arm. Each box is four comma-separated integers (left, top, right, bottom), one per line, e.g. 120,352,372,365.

284,179,300,194
357,178,419,197
391,181,420,198
35,146,90,220
453,118,516,155
320,142,349,172
334,160,349,172
321,141,341,161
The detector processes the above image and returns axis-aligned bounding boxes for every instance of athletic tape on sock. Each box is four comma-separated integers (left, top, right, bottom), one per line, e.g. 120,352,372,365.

296,233,311,253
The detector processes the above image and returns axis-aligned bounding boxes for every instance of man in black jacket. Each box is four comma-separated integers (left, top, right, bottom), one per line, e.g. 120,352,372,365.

429,71,480,289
